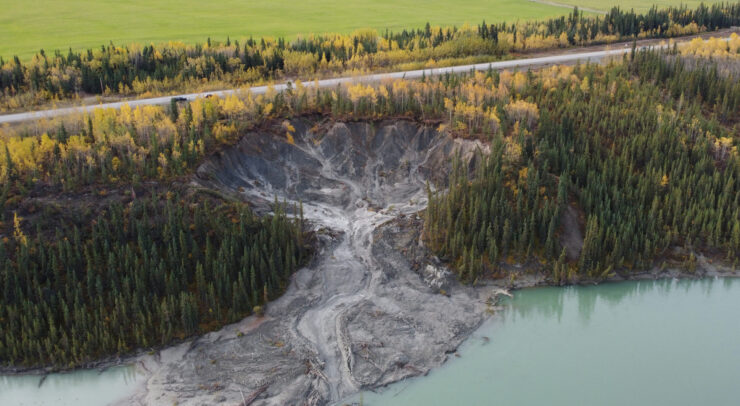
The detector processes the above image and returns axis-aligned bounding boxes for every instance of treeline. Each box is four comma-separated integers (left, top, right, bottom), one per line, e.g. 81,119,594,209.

425,46,739,282
479,2,740,45
0,193,310,368
2,2,740,110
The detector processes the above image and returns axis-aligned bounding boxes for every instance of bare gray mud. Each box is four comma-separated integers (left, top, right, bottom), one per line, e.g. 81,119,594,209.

124,119,493,405
560,205,584,261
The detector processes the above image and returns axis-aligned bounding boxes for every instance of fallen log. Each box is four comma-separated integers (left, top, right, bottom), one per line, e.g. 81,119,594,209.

240,383,269,406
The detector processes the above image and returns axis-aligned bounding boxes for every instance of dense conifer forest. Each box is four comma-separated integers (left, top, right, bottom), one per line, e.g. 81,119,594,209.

2,2,739,111
0,192,310,368
424,42,739,283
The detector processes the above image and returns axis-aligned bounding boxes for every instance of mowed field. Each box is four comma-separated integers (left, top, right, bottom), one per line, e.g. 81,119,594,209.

0,0,731,60
1,0,569,60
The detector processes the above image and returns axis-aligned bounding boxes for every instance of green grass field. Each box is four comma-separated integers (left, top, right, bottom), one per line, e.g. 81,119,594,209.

1,0,570,60
0,0,731,60
0,0,568,59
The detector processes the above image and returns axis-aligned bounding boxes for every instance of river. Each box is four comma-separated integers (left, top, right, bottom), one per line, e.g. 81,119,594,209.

0,365,145,406
345,277,740,406
2,278,738,405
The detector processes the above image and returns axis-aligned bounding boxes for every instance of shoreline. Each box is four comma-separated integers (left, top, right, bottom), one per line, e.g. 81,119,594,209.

331,216,740,402
484,253,739,292
348,264,740,406
1,219,737,386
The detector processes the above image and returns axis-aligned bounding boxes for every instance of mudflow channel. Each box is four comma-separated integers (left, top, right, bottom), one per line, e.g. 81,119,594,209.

126,119,491,406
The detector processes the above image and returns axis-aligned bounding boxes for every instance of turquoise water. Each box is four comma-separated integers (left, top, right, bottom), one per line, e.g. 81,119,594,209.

0,365,145,406
1,279,738,405
347,278,740,406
